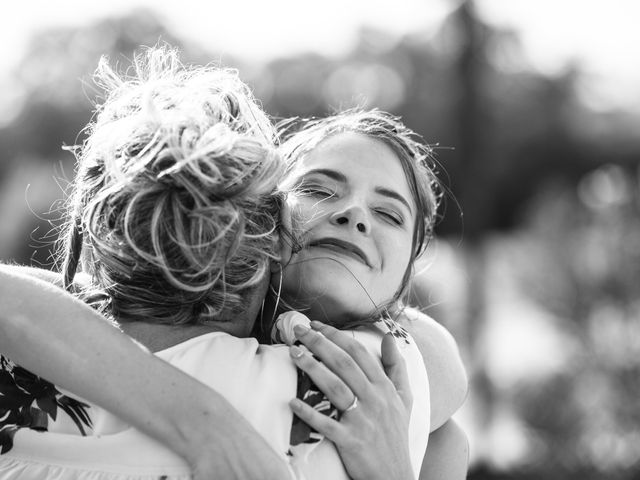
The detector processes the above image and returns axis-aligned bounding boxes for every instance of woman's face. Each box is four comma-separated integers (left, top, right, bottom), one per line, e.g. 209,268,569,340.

279,132,416,323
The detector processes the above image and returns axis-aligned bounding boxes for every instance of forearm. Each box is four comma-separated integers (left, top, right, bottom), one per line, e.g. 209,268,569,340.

0,266,247,465
420,419,469,480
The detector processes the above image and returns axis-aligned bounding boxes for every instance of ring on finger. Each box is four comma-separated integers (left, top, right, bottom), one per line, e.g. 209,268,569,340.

343,395,358,413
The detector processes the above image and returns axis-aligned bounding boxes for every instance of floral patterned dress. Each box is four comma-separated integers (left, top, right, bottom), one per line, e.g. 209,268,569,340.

0,355,92,454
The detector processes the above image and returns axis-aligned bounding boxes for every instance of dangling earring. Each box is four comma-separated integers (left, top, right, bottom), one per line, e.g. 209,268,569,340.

260,295,266,329
272,266,283,324
260,263,284,337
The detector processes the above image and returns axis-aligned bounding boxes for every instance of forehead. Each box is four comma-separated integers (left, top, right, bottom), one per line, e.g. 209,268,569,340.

295,132,413,199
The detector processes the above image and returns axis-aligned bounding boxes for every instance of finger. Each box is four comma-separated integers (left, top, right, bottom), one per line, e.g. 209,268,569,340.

289,398,346,445
381,333,413,411
307,321,386,383
290,345,358,411
292,324,371,395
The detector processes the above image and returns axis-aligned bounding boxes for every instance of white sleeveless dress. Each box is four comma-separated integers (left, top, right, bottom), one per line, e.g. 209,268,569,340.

0,322,430,480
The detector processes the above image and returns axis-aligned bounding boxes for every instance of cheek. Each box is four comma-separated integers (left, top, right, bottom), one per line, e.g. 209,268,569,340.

280,197,321,258
278,202,294,262
286,196,327,236
379,234,413,294
277,199,323,300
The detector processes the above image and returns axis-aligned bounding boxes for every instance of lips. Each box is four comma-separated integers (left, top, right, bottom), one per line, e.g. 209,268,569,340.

306,237,372,267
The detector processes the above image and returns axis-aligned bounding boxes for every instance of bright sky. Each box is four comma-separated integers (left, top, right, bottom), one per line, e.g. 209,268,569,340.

2,0,639,111
477,0,640,111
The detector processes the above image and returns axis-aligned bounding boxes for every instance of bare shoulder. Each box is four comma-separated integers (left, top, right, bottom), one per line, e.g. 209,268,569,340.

397,307,458,353
0,264,90,290
0,264,64,287
397,307,468,430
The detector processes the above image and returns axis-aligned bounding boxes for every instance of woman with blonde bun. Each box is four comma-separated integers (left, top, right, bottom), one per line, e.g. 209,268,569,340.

0,46,466,480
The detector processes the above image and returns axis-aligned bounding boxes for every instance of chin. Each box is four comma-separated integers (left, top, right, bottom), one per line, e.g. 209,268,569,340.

282,259,378,320
293,286,374,324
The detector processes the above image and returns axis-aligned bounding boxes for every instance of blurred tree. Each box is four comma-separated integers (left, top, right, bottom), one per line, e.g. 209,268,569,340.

0,4,639,480
0,9,210,267
481,168,640,478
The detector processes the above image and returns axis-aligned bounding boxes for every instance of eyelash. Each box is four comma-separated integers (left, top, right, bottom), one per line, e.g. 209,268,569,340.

297,185,335,198
296,183,404,226
376,209,404,226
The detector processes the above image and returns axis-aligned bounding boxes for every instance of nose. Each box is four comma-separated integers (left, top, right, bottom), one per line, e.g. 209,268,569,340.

329,203,370,234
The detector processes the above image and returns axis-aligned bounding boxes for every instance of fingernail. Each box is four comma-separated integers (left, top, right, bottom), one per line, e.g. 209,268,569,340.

293,324,310,336
309,320,324,330
289,398,304,410
290,345,305,359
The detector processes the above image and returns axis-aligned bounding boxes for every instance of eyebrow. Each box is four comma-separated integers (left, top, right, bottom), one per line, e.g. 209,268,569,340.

301,168,346,184
300,168,414,215
375,186,414,215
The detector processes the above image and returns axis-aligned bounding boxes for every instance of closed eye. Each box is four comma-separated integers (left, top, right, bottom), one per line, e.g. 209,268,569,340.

376,208,404,226
296,184,335,199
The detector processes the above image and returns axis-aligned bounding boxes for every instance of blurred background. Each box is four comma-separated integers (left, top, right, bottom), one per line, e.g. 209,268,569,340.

1,0,639,478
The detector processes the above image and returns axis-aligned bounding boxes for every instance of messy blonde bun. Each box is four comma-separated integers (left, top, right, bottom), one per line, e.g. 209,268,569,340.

58,46,283,325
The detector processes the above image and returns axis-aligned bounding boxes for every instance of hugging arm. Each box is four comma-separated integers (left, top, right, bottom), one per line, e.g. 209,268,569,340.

290,322,416,480
0,265,291,480
399,308,468,430
419,419,469,480
287,319,470,480
399,308,469,479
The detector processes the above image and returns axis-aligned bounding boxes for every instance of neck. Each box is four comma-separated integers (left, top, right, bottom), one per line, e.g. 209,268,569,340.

260,290,349,330
120,278,271,352
121,321,252,352
262,287,397,332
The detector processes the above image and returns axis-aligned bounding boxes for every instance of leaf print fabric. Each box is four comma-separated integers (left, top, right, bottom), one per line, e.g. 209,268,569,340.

0,355,92,454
